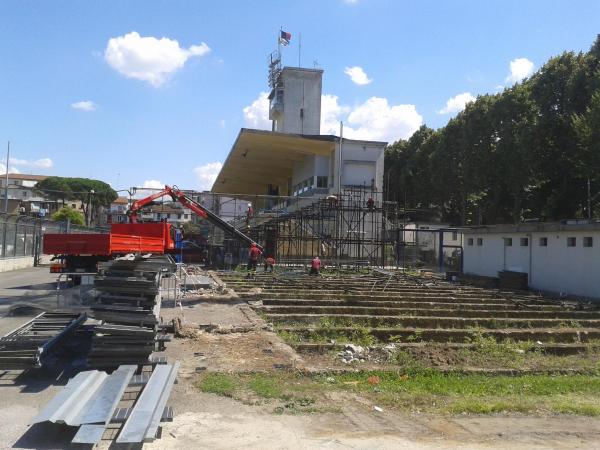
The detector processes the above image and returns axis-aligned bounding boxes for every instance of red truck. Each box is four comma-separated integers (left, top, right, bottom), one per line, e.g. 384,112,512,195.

44,222,176,275
43,185,262,277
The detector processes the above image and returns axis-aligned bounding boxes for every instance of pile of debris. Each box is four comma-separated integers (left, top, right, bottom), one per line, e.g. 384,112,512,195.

338,344,367,364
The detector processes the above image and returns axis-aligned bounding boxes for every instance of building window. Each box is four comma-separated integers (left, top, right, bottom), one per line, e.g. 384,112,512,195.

467,238,474,246
22,191,27,197
452,231,458,240
520,237,529,247
316,176,328,188
504,238,513,247
476,238,483,246
567,237,576,247
539,237,548,247
583,237,593,247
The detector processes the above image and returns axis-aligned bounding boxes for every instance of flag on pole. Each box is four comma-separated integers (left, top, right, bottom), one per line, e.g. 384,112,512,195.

279,30,292,46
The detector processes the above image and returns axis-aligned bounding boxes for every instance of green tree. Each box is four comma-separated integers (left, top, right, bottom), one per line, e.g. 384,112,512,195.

35,177,72,206
52,206,85,225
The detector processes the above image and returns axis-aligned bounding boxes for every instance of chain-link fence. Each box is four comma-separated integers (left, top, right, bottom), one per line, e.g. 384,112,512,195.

0,213,107,262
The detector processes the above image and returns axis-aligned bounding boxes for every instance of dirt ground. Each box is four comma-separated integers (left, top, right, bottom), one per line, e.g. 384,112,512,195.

2,278,600,449
150,297,600,450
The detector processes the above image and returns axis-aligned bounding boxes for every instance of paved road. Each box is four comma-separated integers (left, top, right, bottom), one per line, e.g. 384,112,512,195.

0,267,89,336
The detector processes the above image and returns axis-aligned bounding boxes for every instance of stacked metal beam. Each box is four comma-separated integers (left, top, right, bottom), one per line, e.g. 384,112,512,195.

88,324,158,367
88,256,175,368
0,312,86,370
31,362,179,445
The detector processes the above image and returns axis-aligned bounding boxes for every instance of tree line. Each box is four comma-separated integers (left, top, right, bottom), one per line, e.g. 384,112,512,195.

36,176,117,226
385,35,600,225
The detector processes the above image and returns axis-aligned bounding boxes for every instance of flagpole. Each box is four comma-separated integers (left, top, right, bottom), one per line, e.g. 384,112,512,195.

278,26,282,63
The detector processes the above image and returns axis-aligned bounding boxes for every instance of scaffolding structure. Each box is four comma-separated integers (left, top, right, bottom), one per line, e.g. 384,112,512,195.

186,187,459,270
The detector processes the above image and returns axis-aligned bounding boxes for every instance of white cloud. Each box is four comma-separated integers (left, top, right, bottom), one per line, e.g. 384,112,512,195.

437,92,476,115
142,179,164,190
243,91,422,143
0,163,19,174
344,97,422,142
9,157,53,169
242,92,271,129
505,57,534,84
321,95,423,142
218,119,226,128
320,94,351,136
344,66,372,85
104,31,211,87
71,100,96,111
132,179,164,198
193,162,222,191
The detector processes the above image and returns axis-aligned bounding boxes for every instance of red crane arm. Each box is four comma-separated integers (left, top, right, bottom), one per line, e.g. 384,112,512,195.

127,184,262,250
128,185,207,223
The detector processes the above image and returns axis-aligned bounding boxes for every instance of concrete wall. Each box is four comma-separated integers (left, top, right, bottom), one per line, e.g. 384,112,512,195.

292,155,316,187
332,140,385,193
464,230,600,298
275,68,323,135
315,155,329,177
0,255,52,273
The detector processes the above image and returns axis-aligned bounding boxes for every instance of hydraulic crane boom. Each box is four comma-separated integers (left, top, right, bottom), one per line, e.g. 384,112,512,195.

128,185,263,250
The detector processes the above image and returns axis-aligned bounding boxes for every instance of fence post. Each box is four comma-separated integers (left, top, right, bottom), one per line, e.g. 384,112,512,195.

438,230,444,273
1,217,5,258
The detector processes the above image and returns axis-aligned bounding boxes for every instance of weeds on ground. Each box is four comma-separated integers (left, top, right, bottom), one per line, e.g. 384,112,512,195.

248,373,285,399
198,370,600,416
197,373,238,397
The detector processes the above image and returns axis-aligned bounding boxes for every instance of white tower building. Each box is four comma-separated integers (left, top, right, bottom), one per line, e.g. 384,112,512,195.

268,67,323,135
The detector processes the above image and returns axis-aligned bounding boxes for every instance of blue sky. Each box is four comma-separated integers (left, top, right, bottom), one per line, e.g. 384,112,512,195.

1,0,599,193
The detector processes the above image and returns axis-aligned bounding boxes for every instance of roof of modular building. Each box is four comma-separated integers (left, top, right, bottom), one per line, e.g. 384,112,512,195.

464,220,600,234
211,128,386,195
3,173,48,181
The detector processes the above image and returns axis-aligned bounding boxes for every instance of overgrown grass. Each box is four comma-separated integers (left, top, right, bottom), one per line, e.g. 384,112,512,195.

197,370,600,416
197,373,238,397
248,373,285,399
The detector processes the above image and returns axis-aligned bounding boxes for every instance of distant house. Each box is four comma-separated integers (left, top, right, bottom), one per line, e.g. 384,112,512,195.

107,197,130,223
463,221,600,299
138,202,192,226
0,174,57,216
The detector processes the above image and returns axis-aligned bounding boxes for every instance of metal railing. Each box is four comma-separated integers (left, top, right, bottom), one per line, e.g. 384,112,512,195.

0,213,108,261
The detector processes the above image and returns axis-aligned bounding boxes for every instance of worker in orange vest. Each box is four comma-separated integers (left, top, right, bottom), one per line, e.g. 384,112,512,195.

264,256,275,273
247,242,262,273
309,256,321,276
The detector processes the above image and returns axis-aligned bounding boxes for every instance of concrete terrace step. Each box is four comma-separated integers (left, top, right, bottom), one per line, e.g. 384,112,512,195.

245,292,558,306
257,305,600,319
264,313,600,330
292,341,597,356
258,298,570,311
277,326,600,343
237,290,510,300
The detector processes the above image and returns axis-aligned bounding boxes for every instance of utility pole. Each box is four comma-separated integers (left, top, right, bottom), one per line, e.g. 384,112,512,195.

4,141,9,213
588,178,592,220
338,122,343,196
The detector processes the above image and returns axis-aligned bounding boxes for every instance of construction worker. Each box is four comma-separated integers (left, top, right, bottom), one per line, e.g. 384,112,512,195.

309,256,321,276
247,242,262,273
264,256,275,273
366,197,375,211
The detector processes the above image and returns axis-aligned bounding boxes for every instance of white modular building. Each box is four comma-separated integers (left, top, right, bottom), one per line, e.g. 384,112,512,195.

463,221,600,299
